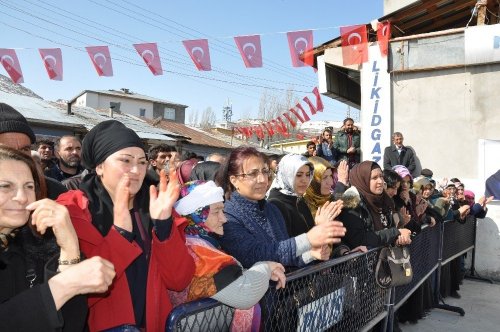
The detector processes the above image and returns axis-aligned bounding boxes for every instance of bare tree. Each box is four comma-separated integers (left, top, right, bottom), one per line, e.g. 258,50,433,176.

188,109,199,126
199,107,216,129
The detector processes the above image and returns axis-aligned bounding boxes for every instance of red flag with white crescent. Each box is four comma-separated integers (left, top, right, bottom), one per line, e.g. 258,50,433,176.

133,43,163,75
340,25,368,65
39,48,63,81
377,21,391,57
234,35,263,68
262,122,274,137
85,46,113,77
312,87,324,112
288,107,304,123
282,113,297,128
277,117,290,137
286,30,314,67
254,125,265,139
0,48,24,83
183,39,211,71
303,96,317,115
296,133,305,140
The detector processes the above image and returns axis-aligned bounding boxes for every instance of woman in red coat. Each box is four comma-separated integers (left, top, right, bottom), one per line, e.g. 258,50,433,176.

57,120,195,332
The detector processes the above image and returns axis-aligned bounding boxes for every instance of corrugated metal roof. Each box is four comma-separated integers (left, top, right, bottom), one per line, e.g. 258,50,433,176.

69,89,188,108
0,90,86,128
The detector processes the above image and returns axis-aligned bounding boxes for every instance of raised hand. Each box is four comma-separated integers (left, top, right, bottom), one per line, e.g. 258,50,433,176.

399,206,411,226
26,199,79,260
337,160,349,185
315,200,343,225
307,220,346,247
113,174,133,232
149,166,181,220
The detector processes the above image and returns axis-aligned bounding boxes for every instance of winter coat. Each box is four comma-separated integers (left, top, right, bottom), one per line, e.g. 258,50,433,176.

333,130,361,164
383,145,416,174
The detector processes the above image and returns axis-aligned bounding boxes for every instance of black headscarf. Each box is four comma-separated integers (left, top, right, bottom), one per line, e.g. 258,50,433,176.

189,161,221,182
79,120,149,236
349,161,394,231
81,120,144,170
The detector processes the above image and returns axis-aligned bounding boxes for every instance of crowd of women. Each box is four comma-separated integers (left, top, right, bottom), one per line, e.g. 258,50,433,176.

0,115,492,331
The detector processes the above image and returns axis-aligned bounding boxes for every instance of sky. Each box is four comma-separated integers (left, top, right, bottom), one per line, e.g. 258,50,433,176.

0,0,383,123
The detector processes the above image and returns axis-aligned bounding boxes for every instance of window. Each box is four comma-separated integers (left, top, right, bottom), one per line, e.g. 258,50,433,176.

164,107,175,120
139,108,146,117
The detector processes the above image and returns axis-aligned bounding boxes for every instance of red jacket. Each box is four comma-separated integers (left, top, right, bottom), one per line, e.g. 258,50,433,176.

57,190,195,332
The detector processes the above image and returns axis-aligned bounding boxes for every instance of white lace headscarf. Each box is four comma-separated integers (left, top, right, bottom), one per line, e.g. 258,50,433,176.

270,154,314,197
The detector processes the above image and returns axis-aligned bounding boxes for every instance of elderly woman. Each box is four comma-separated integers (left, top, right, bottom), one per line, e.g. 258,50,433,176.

170,181,285,330
57,120,195,332
217,147,345,269
0,146,114,331
338,161,412,249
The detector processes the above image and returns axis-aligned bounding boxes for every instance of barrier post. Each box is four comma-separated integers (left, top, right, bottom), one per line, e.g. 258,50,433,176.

465,216,493,283
433,220,465,316
382,288,395,332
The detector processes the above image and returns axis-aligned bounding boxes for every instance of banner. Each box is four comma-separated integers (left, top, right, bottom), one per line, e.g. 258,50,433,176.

234,35,263,68
464,23,500,65
360,45,391,165
39,48,63,80
133,43,163,75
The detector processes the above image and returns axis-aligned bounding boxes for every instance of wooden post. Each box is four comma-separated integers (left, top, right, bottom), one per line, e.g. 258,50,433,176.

477,0,488,25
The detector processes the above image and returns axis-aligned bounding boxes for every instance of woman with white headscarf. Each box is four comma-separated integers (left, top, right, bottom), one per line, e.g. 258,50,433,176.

267,154,343,239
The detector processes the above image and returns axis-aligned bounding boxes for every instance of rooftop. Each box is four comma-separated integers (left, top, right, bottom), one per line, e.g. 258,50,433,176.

69,89,188,108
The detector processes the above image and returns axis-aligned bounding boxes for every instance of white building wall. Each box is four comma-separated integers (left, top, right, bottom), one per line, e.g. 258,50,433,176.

384,0,419,15
75,92,154,118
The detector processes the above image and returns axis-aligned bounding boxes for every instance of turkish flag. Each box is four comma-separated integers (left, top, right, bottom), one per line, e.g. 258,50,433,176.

39,48,63,81
296,133,305,140
377,21,391,57
303,96,317,115
312,87,324,112
254,125,265,140
0,49,24,83
295,103,311,122
277,117,290,137
234,35,263,68
134,43,163,75
86,46,113,77
287,30,314,67
183,39,211,71
262,122,274,137
283,112,297,128
340,25,368,65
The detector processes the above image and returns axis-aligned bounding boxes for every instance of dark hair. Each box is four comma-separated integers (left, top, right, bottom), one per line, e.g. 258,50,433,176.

148,144,173,160
216,146,268,198
181,151,198,162
0,146,47,200
343,117,354,125
54,135,81,152
306,141,316,148
383,169,402,189
36,139,54,150
450,177,461,183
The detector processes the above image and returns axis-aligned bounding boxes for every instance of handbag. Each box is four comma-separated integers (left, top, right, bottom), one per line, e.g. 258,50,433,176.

375,245,413,288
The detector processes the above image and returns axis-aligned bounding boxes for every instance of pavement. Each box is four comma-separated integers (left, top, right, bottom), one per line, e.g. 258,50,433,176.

400,278,500,332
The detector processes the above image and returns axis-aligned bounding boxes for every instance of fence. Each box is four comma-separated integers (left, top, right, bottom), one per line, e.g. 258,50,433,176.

166,217,477,332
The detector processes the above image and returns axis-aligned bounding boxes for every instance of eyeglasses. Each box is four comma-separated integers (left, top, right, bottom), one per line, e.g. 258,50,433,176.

235,168,271,180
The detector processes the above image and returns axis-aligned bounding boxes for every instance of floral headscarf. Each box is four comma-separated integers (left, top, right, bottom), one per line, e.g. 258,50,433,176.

270,154,314,197
175,180,224,248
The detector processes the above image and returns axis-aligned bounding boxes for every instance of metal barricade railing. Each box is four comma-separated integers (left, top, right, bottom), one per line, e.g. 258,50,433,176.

165,217,478,332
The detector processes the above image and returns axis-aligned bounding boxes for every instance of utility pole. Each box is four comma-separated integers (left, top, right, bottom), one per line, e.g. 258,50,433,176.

222,98,232,122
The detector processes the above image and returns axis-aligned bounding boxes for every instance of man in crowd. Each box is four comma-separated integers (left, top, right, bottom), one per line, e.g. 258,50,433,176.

316,128,335,164
45,135,84,181
206,152,226,164
36,139,56,171
383,132,416,175
302,141,316,157
147,144,173,184
0,102,67,199
333,117,360,168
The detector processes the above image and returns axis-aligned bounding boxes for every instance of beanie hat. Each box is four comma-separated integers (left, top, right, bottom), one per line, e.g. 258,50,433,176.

0,103,36,143
421,168,433,178
392,165,412,180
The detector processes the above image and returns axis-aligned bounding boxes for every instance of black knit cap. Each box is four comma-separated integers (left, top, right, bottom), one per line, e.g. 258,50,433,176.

0,103,36,143
81,120,144,170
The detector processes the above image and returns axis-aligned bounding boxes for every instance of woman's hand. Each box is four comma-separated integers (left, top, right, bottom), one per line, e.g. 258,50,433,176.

267,262,286,289
478,195,494,208
310,245,331,261
307,221,346,247
315,200,343,225
396,228,412,246
458,205,470,219
429,217,436,227
26,199,79,260
336,160,349,185
149,167,181,220
113,174,133,232
48,256,116,310
348,245,368,254
399,207,411,227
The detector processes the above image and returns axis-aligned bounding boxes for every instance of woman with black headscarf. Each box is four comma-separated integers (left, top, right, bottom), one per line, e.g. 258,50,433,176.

337,161,412,249
57,120,195,332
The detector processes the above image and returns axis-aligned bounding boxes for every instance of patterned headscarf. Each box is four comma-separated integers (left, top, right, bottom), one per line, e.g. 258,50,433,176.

304,156,333,216
270,154,314,196
175,180,224,248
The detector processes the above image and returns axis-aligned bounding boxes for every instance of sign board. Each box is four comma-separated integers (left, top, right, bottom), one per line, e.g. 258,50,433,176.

465,23,500,65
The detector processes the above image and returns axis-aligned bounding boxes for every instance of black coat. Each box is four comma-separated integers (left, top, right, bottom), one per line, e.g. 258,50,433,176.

267,189,315,237
383,145,416,174
338,196,400,249
0,237,87,331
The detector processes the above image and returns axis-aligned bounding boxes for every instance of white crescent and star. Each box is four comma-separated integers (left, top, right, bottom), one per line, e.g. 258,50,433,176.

1,54,14,66
348,33,362,46
141,49,155,64
242,42,256,59
294,37,309,54
43,55,57,69
191,47,205,62
93,52,107,68
382,25,389,37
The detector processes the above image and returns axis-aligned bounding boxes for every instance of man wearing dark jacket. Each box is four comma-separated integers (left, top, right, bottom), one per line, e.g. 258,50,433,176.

383,132,416,175
333,118,360,169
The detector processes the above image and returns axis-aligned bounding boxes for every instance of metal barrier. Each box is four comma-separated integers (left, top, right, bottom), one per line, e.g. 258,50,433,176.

166,217,478,332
